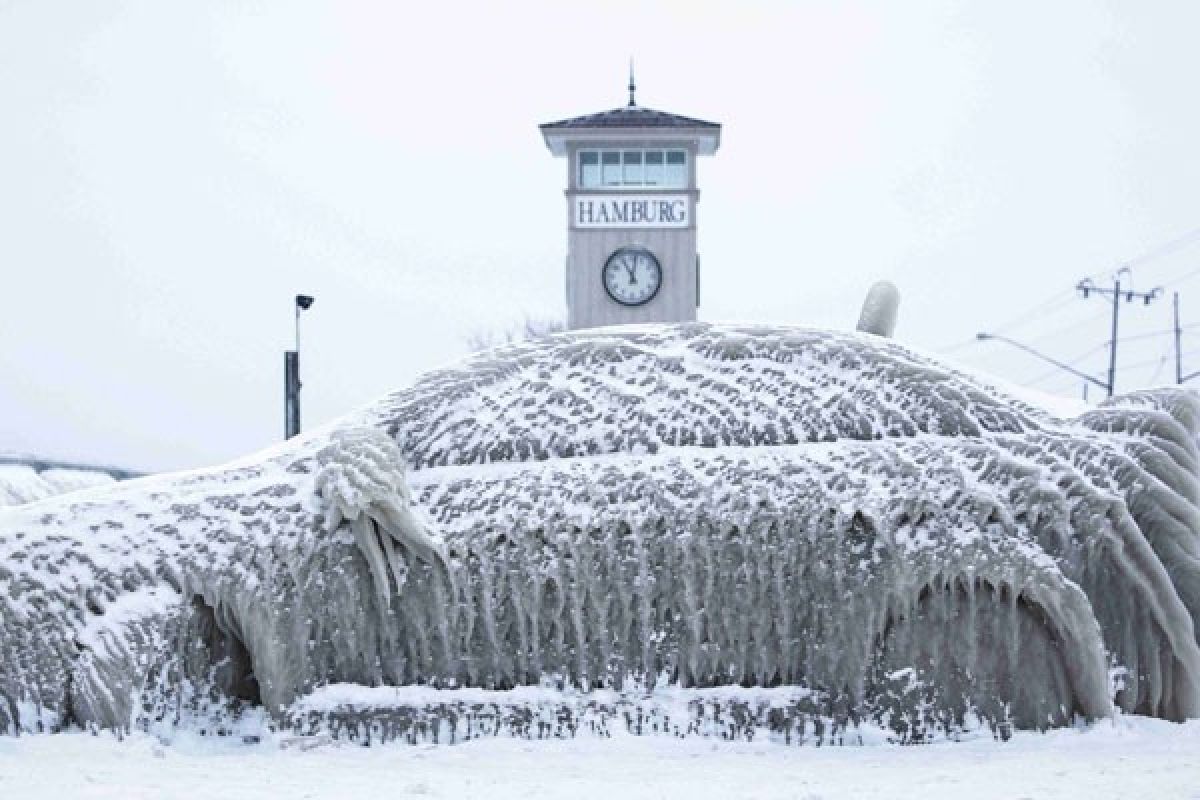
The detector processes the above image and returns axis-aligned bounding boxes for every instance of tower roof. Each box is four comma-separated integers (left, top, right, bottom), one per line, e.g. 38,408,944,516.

540,105,720,132
540,105,721,156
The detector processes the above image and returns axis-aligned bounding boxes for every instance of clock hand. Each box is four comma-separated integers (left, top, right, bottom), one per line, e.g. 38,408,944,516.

624,256,638,284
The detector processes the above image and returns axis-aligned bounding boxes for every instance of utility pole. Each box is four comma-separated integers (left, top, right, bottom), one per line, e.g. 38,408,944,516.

1175,292,1184,385
1172,291,1200,385
1076,271,1160,397
284,353,300,438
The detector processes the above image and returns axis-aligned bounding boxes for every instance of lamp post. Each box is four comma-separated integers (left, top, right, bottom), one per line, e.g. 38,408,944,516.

285,294,315,439
975,332,1112,397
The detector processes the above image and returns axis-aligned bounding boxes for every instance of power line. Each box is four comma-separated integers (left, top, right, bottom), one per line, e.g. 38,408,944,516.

1021,326,1197,386
985,287,1077,337
1148,347,1172,384
1023,341,1109,386
1124,225,1200,272
1155,261,1200,290
975,332,1112,393
1122,351,1185,371
1113,326,1197,344
1077,225,1200,287
1022,306,1110,349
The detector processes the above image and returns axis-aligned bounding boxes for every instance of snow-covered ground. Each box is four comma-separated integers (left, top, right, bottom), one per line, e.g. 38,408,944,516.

2,716,1198,799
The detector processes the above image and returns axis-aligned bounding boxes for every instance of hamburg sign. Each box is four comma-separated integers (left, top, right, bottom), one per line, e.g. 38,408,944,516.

573,194,689,229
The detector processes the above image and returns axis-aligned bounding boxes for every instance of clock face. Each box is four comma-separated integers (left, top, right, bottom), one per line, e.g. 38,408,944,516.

603,247,662,307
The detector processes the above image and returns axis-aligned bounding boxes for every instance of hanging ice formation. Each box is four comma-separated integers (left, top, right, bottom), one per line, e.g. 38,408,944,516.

2,322,1200,743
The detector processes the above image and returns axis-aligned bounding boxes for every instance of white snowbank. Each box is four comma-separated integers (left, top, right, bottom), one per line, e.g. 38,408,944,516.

296,681,824,712
0,715,1197,800
0,465,117,507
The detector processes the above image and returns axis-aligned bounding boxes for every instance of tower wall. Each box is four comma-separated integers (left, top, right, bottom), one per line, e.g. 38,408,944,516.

566,224,697,330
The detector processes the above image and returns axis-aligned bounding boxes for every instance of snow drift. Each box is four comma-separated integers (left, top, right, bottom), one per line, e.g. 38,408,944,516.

2,323,1199,742
0,465,117,507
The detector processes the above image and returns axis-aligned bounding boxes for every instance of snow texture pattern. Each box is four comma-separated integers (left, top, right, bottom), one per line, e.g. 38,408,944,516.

2,323,1199,740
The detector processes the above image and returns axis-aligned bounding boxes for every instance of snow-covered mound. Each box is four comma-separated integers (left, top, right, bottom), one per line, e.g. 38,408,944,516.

2,323,1199,742
0,464,118,507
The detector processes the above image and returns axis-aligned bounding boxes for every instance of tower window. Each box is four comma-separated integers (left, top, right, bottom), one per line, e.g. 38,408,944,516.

644,151,664,185
622,151,643,185
602,151,621,186
579,151,599,187
666,151,687,186
579,149,688,189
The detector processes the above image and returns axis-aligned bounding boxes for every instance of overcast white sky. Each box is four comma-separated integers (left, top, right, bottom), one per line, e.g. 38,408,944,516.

3,0,1200,472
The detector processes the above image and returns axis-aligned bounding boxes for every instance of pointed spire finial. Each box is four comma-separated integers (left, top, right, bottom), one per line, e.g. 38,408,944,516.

628,59,637,107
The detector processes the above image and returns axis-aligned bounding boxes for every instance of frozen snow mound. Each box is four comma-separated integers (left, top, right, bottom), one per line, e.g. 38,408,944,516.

0,464,119,507
2,323,1200,742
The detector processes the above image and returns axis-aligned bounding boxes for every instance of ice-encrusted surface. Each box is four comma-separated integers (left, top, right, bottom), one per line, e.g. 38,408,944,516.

2,323,1200,740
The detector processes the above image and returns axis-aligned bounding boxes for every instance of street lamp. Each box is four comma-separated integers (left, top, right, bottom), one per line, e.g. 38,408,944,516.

285,294,315,439
975,331,1112,397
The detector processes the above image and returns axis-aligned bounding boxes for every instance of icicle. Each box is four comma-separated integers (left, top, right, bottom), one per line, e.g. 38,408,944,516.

315,426,451,612
351,516,392,617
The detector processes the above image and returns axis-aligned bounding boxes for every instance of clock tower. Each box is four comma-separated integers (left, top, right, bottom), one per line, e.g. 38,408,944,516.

540,74,721,330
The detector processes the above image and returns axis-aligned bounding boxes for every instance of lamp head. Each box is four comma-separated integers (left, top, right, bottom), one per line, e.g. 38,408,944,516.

296,294,315,311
